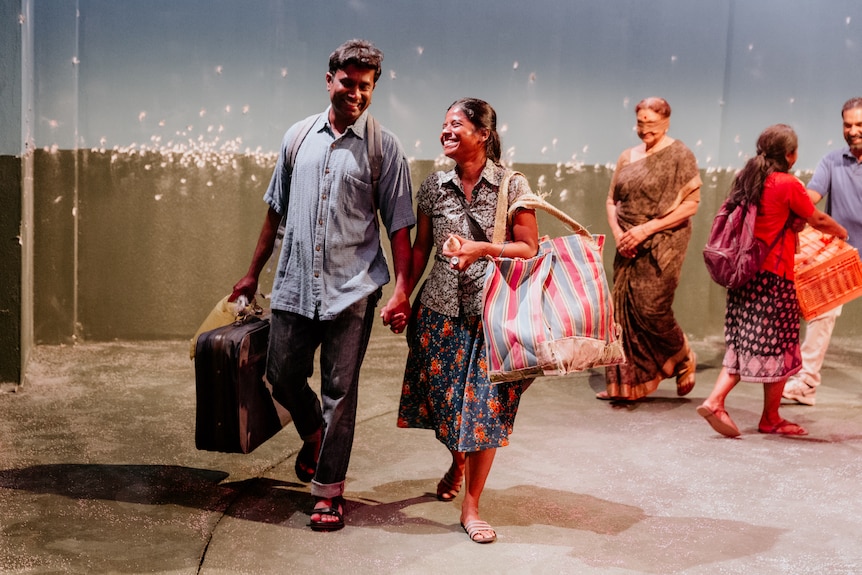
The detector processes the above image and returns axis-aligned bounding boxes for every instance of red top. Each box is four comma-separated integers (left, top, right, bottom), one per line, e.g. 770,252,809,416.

755,172,815,280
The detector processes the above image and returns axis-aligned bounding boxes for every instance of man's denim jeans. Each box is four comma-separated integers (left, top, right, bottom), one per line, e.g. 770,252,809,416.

266,290,380,499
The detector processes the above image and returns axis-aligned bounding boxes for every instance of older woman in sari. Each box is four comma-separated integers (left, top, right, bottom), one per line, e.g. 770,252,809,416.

600,97,701,401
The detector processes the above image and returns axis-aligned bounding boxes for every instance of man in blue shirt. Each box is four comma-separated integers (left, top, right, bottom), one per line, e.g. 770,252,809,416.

783,97,862,406
231,39,414,531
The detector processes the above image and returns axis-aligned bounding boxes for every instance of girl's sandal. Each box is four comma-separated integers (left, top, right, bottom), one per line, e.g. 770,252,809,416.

436,467,462,501
461,520,497,544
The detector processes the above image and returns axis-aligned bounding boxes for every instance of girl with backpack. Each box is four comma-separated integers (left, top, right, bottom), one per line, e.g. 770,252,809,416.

697,124,846,437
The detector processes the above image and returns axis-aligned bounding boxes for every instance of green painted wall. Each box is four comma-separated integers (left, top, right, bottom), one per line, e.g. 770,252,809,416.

28,152,775,345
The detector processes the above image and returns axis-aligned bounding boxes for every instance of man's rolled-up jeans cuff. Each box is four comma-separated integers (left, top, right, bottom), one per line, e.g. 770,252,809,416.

311,479,345,499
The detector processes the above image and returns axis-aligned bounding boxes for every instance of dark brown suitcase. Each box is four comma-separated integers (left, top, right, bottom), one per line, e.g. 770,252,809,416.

194,313,291,453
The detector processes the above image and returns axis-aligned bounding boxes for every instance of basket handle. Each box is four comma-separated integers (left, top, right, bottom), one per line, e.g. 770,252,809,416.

508,194,597,244
796,233,849,269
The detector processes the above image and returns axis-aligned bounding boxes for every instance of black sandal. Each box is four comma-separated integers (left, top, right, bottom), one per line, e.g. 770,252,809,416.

308,497,345,532
295,440,318,483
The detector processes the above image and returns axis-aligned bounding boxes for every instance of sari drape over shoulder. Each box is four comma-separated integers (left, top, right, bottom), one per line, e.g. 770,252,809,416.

605,140,701,400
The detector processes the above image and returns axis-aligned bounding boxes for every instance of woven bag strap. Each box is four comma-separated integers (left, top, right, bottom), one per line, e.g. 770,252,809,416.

508,194,597,246
492,170,597,248
491,170,519,245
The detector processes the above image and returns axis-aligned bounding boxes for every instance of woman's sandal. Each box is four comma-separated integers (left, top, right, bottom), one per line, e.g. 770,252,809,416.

436,467,463,501
308,496,345,532
676,350,697,396
461,520,497,544
758,420,808,436
295,440,319,483
697,404,741,438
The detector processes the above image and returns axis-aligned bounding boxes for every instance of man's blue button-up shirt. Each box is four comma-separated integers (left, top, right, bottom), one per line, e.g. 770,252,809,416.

264,109,415,320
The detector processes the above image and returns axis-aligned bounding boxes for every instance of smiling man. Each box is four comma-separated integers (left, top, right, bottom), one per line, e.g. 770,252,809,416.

783,97,862,406
231,39,415,531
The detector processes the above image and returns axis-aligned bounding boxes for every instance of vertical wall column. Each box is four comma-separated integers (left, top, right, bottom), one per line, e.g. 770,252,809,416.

0,0,34,387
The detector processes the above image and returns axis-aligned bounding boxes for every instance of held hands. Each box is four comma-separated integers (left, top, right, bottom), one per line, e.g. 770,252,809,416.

380,292,411,334
616,223,650,259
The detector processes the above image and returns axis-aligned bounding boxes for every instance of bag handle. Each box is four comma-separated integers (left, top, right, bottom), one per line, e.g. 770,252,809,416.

492,169,598,248
491,170,516,245
509,194,594,240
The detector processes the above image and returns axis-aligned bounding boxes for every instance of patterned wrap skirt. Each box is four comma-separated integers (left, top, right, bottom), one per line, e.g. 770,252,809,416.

723,270,802,383
397,303,526,452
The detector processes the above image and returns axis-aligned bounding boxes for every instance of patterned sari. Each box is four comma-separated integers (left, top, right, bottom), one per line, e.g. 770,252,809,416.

604,140,701,400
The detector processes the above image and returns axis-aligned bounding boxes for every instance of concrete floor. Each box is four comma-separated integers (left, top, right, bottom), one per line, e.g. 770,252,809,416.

2,326,862,575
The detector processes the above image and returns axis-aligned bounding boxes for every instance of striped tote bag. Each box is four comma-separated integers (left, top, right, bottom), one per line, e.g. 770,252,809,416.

482,196,625,383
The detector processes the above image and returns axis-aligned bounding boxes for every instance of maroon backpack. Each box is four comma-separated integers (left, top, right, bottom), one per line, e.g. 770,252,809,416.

703,199,786,289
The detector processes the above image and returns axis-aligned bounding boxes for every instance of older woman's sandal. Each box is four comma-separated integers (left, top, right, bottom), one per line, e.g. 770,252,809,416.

676,350,697,396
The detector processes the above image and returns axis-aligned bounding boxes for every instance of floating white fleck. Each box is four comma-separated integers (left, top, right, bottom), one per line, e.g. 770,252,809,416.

155,194,163,201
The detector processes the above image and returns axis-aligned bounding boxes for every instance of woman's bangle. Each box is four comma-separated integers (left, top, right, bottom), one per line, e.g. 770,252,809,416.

498,243,506,257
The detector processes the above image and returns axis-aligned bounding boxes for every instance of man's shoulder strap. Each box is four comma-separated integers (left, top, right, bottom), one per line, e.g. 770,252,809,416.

366,114,383,197
286,113,320,172
287,112,383,193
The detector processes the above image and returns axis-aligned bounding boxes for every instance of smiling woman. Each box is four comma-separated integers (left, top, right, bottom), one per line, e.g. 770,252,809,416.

396,97,539,544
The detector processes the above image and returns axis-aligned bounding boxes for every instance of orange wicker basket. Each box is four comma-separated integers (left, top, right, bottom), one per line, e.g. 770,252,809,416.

794,226,862,320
